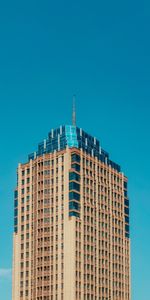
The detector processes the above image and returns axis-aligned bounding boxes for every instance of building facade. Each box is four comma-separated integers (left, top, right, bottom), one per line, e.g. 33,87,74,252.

12,125,130,300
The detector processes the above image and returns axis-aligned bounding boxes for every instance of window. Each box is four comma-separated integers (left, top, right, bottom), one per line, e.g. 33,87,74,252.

20,291,23,297
69,201,80,211
125,224,129,233
69,211,80,218
71,164,80,172
69,182,80,192
14,190,18,198
124,207,129,215
124,181,127,189
69,172,80,182
26,196,30,202
125,216,129,223
14,209,18,217
124,190,128,197
14,218,18,226
69,191,80,201
125,199,129,207
71,153,80,163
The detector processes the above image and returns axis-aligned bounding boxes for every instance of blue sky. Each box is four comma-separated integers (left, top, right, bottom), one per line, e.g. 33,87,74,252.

0,0,150,299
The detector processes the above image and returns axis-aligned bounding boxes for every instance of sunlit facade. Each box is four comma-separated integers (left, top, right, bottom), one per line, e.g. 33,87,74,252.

12,125,130,300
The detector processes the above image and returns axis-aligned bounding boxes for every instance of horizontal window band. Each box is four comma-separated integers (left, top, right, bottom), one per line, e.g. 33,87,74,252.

125,216,129,223
125,232,130,238
125,224,130,233
69,171,80,182
124,199,129,207
69,191,80,201
71,163,80,172
69,181,80,192
124,207,129,215
69,211,80,218
69,201,80,211
71,153,81,163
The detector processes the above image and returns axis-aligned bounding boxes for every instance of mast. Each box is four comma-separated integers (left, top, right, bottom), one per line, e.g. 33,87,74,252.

72,95,76,126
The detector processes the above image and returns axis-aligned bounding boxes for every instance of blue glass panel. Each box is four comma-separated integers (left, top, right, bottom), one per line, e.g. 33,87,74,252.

14,227,18,233
125,199,129,207
14,218,18,226
69,201,80,211
125,224,130,233
125,216,129,223
69,191,80,201
14,209,18,217
99,154,105,163
27,125,121,173
124,181,127,189
71,153,80,163
65,125,78,148
28,153,35,160
69,182,80,192
124,190,128,197
124,207,129,215
69,172,80,182
14,199,18,208
71,163,80,172
14,190,18,198
69,211,80,218
125,232,130,238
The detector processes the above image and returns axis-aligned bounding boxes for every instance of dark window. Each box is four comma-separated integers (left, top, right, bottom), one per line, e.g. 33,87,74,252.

71,164,80,172
125,232,130,238
14,199,18,208
124,207,129,215
69,201,80,211
69,172,80,182
69,191,80,201
124,181,127,189
124,199,129,207
125,224,130,233
124,190,128,197
14,218,18,226
69,211,80,218
14,226,18,233
14,190,18,198
125,216,129,224
69,182,80,192
14,209,18,217
71,154,80,163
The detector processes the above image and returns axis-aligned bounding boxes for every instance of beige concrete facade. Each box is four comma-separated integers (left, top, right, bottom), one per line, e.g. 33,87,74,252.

12,147,130,300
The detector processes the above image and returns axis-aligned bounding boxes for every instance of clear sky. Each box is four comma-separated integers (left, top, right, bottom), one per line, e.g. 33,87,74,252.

0,0,150,299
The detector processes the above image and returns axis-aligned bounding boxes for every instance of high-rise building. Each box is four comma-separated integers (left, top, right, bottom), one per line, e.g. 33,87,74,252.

12,114,130,300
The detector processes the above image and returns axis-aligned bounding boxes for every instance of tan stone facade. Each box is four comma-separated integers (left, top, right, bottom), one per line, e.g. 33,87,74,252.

12,147,130,300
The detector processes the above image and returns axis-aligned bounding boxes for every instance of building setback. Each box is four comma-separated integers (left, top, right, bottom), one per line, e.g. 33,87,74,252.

12,124,130,300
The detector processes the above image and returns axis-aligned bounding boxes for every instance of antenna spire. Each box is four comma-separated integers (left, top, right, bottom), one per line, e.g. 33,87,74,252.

72,95,76,126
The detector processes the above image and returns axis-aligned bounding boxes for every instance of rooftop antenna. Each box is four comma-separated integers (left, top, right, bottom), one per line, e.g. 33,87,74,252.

72,95,76,126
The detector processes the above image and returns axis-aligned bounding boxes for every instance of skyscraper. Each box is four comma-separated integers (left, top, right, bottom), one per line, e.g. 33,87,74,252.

12,115,130,300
